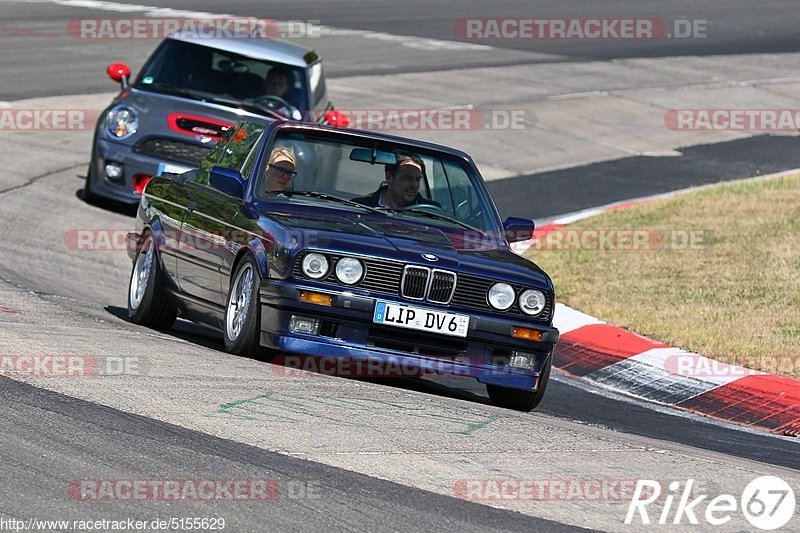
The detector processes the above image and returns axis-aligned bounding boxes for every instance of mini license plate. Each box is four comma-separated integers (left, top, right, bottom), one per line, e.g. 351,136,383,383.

157,162,193,176
373,301,469,338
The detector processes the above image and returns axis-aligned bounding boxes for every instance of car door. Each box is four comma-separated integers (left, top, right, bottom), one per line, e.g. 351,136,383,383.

177,123,265,314
143,177,189,290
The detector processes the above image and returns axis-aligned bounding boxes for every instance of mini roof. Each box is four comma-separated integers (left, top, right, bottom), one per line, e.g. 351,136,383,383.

167,34,318,68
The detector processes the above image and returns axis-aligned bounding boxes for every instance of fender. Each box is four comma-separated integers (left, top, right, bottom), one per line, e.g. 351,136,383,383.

147,217,166,249
246,237,270,278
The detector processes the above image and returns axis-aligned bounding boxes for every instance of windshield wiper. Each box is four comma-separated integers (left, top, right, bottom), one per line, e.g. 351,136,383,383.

377,206,486,235
139,83,231,104
137,82,198,99
268,190,390,216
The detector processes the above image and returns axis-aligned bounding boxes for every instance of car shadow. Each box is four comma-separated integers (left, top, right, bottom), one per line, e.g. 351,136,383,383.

105,305,228,353
105,305,491,406
76,184,138,218
369,375,491,405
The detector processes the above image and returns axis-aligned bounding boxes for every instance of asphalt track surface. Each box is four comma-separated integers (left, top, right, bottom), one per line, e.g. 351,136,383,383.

489,134,800,219
0,378,580,532
1,1,799,531
4,0,800,98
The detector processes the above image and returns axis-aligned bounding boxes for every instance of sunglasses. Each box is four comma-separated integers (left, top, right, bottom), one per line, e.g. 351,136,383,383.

269,165,297,178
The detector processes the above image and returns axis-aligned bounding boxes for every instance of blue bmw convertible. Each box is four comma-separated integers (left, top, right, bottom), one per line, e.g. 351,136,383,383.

126,119,559,411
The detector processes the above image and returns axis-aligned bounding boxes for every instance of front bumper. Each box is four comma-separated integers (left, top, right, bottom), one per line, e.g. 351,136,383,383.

89,137,196,204
259,280,559,391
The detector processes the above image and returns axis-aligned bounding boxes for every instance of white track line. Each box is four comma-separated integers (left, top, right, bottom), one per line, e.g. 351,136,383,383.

46,0,492,52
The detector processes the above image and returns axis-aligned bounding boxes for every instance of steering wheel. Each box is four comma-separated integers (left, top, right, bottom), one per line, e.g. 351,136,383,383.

252,95,297,119
410,202,445,212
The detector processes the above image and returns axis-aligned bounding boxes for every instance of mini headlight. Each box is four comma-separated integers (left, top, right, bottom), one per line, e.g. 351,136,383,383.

519,289,547,316
488,282,515,310
301,253,329,279
106,105,138,139
335,257,364,285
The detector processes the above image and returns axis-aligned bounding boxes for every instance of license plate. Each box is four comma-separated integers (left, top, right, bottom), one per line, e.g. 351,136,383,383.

373,301,469,338
157,162,193,176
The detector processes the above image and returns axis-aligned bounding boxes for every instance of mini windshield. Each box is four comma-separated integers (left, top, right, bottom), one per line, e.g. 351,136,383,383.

256,131,504,240
135,39,309,114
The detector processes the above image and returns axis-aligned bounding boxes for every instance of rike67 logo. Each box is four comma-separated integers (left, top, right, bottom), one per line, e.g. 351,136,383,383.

626,476,795,530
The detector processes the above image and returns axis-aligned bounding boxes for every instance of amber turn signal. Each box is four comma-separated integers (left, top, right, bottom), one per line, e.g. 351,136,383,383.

512,326,542,341
300,291,333,306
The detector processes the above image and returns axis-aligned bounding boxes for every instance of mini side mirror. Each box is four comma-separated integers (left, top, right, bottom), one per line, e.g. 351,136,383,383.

106,62,131,89
324,109,350,127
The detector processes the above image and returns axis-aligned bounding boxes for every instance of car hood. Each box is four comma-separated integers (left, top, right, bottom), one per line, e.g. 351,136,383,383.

116,89,270,136
259,206,551,289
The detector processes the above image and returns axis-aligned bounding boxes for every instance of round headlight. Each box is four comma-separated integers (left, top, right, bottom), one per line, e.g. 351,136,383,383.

519,289,547,316
106,105,138,139
335,257,364,285
301,253,329,279
488,283,515,310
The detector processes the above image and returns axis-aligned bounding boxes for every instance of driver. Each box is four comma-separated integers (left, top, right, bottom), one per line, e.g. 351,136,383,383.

263,66,292,99
352,153,431,209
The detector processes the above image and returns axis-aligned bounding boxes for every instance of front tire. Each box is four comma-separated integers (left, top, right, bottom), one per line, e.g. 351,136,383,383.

83,161,101,204
223,255,262,357
127,232,177,329
487,356,551,412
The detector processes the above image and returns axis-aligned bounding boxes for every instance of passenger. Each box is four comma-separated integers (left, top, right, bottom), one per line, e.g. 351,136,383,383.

263,145,297,196
352,153,430,209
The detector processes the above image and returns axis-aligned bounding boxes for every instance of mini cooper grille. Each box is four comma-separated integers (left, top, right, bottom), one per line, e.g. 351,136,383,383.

135,138,210,166
401,266,429,300
452,273,553,322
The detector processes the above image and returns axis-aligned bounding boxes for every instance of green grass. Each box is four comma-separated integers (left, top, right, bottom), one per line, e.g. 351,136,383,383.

527,174,800,378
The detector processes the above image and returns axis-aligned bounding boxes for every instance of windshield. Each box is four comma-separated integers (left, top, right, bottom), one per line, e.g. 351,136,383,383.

135,39,309,113
256,130,504,240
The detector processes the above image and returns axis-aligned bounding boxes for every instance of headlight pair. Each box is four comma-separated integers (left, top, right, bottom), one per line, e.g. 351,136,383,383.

301,253,364,285
488,282,547,316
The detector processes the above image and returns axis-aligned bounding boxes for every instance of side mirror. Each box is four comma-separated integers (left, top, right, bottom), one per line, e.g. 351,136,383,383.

106,62,131,89
503,217,535,243
210,166,245,200
324,109,350,128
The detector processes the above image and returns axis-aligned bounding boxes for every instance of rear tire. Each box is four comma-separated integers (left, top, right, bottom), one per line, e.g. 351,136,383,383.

223,255,262,357
127,232,177,330
487,356,551,412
